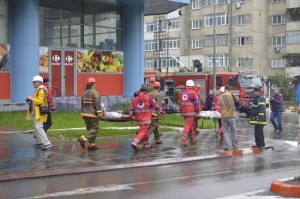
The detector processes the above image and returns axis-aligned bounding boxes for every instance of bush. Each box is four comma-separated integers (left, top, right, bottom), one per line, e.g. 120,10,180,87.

273,73,296,102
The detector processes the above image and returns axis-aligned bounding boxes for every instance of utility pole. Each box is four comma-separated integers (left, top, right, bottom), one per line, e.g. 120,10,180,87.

213,0,216,97
228,0,233,72
166,20,170,76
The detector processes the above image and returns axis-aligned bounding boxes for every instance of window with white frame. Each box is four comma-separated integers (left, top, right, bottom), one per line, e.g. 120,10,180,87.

192,0,201,9
272,58,286,68
161,18,180,30
217,0,228,5
237,15,245,25
272,15,286,25
162,57,180,68
237,37,245,46
236,58,245,67
287,31,300,44
238,0,245,3
205,13,228,27
272,0,283,2
162,38,180,49
205,35,228,46
144,40,158,51
192,20,201,29
207,54,228,67
272,36,285,46
146,22,158,32
145,58,155,68
192,40,202,49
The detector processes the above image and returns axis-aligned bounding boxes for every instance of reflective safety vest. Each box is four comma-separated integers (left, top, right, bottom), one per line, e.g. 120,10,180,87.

130,92,162,125
81,89,103,118
249,95,267,125
178,87,200,116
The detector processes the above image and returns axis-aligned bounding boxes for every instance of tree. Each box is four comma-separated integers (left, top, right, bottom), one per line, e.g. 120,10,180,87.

273,73,296,102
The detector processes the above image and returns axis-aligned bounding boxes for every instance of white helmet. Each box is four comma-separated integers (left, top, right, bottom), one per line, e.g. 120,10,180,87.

220,86,225,93
186,80,195,87
32,75,43,82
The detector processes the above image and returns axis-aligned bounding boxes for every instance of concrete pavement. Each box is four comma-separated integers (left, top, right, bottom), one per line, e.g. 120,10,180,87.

0,116,299,182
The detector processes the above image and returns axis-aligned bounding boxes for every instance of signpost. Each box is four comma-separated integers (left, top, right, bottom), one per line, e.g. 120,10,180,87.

296,84,300,126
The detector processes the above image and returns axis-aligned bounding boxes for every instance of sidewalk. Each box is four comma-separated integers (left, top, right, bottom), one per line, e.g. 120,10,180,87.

0,119,298,182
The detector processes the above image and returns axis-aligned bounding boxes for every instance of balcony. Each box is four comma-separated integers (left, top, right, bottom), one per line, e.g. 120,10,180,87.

286,21,300,31
287,0,300,9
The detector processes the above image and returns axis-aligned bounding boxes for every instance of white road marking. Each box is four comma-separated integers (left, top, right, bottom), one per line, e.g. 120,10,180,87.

22,171,234,199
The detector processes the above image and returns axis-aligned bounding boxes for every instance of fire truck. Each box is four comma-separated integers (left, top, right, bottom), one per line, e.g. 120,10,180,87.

163,70,264,114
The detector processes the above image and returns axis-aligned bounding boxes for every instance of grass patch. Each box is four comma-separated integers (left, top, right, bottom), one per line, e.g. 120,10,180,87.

0,111,215,138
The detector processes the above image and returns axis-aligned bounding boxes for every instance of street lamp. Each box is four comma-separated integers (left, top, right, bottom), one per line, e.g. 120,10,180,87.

213,0,216,97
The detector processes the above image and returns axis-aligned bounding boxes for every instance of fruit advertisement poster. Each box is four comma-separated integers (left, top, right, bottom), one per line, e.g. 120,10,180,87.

77,49,123,73
39,47,49,73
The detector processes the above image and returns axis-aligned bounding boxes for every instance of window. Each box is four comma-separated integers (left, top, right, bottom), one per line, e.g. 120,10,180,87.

237,15,245,25
238,0,245,3
162,38,180,49
217,0,228,5
287,31,300,44
236,58,245,67
161,19,180,30
207,54,228,67
144,40,158,51
272,36,285,46
145,58,155,68
272,15,286,25
237,37,245,46
205,13,228,27
216,77,223,87
205,35,228,46
192,0,201,9
192,20,201,29
146,22,158,32
272,59,286,68
162,57,180,68
272,0,283,2
192,40,202,49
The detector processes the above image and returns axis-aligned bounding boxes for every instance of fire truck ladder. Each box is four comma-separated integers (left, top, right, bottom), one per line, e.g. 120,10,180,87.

153,14,167,72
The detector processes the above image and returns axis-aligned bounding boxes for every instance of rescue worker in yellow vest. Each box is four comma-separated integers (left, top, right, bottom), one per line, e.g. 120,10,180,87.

78,77,103,150
148,81,164,144
26,75,52,150
144,76,156,93
249,87,267,150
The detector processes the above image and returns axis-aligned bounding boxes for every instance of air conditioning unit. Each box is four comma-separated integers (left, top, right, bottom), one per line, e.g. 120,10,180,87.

235,2,241,9
273,47,280,52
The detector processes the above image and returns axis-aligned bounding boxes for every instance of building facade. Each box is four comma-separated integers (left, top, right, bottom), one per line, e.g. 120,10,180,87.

0,0,188,102
144,0,300,77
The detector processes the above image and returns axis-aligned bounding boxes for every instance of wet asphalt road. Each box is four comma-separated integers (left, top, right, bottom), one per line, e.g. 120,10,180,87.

1,143,299,199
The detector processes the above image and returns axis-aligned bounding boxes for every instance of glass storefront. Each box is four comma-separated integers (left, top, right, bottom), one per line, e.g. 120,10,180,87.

0,0,10,72
39,1,123,51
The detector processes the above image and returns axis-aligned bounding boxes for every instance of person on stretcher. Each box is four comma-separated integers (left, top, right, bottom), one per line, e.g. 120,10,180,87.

101,103,130,119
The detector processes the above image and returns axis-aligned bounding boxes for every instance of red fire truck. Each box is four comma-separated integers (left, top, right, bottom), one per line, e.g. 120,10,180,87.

163,70,264,114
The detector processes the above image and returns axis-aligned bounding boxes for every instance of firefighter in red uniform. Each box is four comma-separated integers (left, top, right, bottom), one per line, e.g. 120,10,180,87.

130,87,163,152
178,80,200,146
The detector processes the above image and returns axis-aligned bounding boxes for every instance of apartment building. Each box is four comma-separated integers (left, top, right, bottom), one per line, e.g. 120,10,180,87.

144,0,300,77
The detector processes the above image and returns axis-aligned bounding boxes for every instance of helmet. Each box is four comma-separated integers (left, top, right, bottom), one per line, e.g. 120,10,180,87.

32,75,43,82
220,86,225,93
88,77,96,84
149,77,156,83
195,84,201,88
186,80,195,87
153,81,161,88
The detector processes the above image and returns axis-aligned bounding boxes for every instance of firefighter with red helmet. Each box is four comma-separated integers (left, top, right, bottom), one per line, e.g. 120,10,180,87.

130,87,163,152
148,81,164,144
144,76,156,93
178,80,200,146
78,77,104,150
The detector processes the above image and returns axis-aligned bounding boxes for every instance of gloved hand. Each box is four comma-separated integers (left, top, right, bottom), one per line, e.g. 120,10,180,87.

129,115,133,123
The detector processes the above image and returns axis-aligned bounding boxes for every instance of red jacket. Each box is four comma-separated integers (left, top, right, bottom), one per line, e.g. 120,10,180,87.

178,87,200,116
212,94,222,113
129,92,162,125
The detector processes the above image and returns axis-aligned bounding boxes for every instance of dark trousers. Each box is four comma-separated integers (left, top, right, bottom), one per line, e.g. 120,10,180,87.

148,117,160,140
43,112,52,133
254,125,265,148
83,117,99,144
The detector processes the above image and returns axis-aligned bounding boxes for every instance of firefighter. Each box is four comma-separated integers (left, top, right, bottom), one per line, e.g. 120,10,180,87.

130,87,163,153
148,81,164,144
144,76,156,93
178,80,200,146
78,77,104,150
193,84,203,134
249,87,267,150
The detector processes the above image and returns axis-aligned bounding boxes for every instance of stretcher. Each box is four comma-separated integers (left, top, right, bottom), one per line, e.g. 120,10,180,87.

195,111,223,140
100,117,130,122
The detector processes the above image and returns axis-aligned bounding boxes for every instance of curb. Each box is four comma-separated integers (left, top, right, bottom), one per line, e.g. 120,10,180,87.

0,153,229,182
223,147,275,156
270,178,300,197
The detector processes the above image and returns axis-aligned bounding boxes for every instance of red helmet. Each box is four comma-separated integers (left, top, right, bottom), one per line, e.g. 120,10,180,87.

88,77,96,84
149,77,156,83
153,81,161,88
